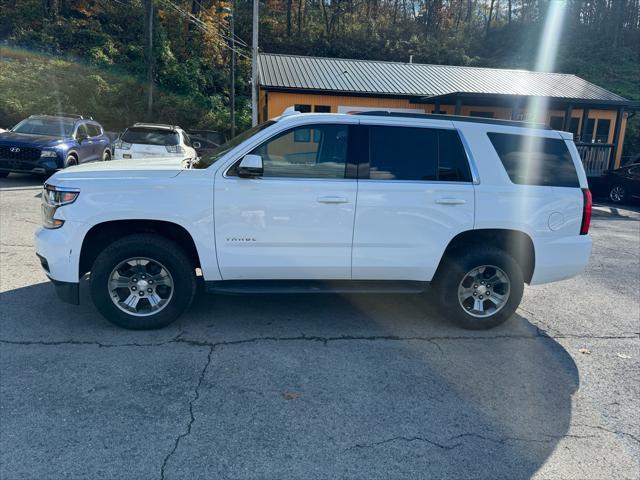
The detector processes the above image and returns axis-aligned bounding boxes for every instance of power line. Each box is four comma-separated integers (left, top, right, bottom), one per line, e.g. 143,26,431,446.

159,0,251,57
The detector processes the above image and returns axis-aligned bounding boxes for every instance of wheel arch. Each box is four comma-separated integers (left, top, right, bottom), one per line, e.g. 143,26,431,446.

435,229,535,284
79,220,201,277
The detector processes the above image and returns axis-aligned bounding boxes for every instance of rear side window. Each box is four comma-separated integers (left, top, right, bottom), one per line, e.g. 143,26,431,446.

488,132,579,187
369,126,438,180
368,126,471,182
122,128,179,146
86,124,102,137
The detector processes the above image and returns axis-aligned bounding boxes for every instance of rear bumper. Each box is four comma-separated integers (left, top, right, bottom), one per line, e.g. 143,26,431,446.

530,234,592,285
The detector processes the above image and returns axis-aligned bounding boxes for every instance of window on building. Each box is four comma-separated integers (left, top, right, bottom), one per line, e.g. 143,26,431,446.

369,126,438,181
314,105,331,113
569,117,580,136
247,124,349,179
294,104,311,113
469,111,495,118
549,116,564,130
595,119,611,143
582,118,596,143
487,132,579,188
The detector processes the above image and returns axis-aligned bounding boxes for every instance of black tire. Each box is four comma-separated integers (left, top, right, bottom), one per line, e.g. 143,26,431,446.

0,170,9,178
90,234,196,329
609,184,626,204
102,149,111,161
65,154,78,168
433,247,524,330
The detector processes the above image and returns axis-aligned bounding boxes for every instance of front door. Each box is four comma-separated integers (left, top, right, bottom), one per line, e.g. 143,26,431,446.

214,122,358,280
352,121,475,281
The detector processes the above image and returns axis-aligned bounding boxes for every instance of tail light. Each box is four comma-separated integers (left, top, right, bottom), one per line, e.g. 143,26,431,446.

580,188,592,235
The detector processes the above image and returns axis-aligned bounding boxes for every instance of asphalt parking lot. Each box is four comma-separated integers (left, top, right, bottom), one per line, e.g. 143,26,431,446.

1,174,639,480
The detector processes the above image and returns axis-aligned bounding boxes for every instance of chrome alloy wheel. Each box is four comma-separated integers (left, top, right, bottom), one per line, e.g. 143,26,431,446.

108,257,174,316
609,185,625,203
457,265,510,318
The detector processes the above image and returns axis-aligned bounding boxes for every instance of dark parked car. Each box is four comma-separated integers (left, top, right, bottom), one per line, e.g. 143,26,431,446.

600,163,640,204
0,114,111,177
187,129,223,157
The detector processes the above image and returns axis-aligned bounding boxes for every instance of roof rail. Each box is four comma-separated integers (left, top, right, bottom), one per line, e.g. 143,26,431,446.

133,122,179,130
353,111,550,129
46,113,93,120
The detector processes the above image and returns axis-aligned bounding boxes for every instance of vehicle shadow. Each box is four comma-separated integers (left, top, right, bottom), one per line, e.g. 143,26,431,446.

0,173,46,190
0,281,579,478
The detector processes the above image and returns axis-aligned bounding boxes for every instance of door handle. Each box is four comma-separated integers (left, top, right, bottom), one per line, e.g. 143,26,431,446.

317,196,349,204
436,197,466,205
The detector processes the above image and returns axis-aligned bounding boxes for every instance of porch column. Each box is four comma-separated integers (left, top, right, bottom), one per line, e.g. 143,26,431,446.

610,107,625,169
563,104,573,131
454,98,462,116
434,100,441,114
511,98,521,120
580,107,590,142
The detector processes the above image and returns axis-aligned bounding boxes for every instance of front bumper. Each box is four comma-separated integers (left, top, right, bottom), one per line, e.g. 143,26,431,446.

35,222,84,284
0,157,60,174
50,278,80,305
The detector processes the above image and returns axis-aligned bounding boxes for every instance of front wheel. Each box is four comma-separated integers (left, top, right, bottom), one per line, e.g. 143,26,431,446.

90,234,197,329
433,247,524,330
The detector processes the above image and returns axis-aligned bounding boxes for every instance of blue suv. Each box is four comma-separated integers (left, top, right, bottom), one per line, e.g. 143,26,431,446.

0,114,112,177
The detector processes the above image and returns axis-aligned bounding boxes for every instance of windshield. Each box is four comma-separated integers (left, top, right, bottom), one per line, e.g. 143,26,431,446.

192,121,277,169
11,117,75,137
121,127,180,146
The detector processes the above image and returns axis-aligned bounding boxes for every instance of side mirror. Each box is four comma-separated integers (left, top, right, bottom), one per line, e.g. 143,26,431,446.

238,154,263,178
192,141,202,149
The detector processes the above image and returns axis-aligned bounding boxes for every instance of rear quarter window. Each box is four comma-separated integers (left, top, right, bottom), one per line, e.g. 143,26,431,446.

487,132,580,188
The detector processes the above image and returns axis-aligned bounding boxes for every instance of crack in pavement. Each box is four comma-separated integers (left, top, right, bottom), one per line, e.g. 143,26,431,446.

1,330,637,351
572,424,640,444
344,432,599,452
159,344,214,480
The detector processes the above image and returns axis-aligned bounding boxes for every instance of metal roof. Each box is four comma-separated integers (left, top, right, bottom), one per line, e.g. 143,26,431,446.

258,54,630,105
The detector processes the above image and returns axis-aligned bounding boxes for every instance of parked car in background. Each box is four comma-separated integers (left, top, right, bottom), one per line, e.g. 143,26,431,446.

0,114,111,177
113,123,198,160
187,129,223,157
600,163,640,204
36,110,592,331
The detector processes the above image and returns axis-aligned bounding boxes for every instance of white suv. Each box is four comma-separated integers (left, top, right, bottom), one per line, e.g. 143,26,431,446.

35,111,592,330
113,123,198,160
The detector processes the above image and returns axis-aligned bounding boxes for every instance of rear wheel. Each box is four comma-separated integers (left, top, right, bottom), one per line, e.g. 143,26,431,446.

609,184,626,204
90,234,196,329
102,149,111,161
433,247,524,329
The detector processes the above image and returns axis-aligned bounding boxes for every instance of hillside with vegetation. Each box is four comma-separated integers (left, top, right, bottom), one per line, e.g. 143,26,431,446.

0,0,638,155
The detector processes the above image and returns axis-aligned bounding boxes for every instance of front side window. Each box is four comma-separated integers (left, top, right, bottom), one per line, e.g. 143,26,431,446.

368,126,438,181
76,124,89,139
488,132,579,187
236,124,349,179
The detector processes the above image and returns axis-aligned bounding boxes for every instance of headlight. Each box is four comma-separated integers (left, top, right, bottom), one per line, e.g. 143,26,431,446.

166,145,185,154
42,184,80,229
40,150,58,158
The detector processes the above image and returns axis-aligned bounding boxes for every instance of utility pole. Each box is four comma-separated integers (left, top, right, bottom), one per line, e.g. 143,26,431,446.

229,2,236,137
251,0,259,126
144,0,154,120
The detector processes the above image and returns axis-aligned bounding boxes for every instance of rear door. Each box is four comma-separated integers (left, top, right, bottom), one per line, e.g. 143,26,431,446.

352,120,475,281
214,120,358,279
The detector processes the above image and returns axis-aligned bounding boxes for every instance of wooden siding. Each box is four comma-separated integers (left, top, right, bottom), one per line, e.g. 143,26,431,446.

260,90,628,168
